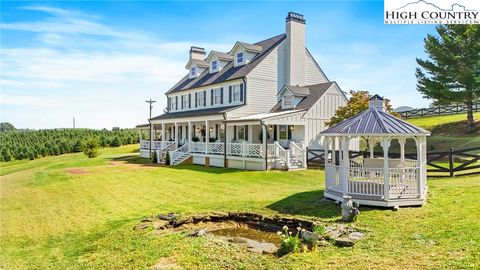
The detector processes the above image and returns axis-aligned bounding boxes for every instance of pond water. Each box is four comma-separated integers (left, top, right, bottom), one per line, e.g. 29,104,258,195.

211,227,281,245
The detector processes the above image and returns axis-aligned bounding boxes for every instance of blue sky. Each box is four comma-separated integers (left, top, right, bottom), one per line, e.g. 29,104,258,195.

0,1,436,129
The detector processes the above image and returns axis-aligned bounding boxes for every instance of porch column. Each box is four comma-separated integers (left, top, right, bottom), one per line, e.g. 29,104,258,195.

398,137,406,163
205,120,209,154
262,124,267,170
381,138,391,201
188,121,192,143
161,123,165,147
174,122,178,148
138,129,142,144
340,137,349,196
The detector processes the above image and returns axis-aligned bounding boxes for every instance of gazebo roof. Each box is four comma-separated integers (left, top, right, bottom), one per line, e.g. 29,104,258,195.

320,107,430,136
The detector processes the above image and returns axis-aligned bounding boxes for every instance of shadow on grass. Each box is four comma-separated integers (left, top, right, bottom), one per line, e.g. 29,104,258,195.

268,190,340,219
267,190,382,219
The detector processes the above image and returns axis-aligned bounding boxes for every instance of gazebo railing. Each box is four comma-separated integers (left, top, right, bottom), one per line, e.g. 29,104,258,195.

325,164,420,199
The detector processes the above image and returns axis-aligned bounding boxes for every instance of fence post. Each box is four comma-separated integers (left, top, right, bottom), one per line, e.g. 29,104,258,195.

449,147,454,177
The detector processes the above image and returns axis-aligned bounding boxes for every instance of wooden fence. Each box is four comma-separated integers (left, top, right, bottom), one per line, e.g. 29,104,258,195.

307,146,480,177
398,103,479,119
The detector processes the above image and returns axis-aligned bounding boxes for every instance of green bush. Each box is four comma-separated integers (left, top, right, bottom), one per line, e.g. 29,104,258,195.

165,151,170,165
83,137,100,158
277,226,301,256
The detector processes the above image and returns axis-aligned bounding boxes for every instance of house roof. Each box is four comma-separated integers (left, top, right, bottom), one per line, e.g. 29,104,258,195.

166,34,286,94
149,105,242,121
185,58,209,69
283,85,310,96
224,110,304,122
207,51,234,62
231,41,263,53
271,81,336,113
136,123,150,128
320,107,430,136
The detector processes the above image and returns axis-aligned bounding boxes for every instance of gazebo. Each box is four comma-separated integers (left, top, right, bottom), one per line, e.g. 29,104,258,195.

319,95,430,207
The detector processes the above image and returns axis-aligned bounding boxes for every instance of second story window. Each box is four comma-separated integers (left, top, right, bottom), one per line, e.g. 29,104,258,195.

196,91,205,107
171,97,177,111
183,94,189,109
211,60,217,71
237,52,243,64
214,88,222,104
190,67,196,77
233,85,241,102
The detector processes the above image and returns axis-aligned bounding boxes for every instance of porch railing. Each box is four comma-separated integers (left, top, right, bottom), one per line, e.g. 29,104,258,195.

140,140,175,150
208,142,224,155
190,142,206,154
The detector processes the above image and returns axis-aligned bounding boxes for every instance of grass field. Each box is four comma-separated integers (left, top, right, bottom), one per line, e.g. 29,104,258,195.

406,112,480,130
1,145,479,269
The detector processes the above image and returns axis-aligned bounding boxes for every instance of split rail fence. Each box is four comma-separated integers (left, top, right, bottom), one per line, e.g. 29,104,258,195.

307,146,480,177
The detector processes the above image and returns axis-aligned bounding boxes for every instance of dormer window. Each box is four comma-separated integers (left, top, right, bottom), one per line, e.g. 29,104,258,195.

283,95,293,107
211,60,218,71
236,52,244,64
190,67,196,77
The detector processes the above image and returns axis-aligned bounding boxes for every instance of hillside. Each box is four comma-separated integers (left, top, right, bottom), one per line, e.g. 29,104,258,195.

405,112,480,152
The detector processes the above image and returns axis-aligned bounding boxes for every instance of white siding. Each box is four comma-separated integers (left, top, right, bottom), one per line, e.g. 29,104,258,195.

305,50,328,85
303,83,347,149
228,43,282,118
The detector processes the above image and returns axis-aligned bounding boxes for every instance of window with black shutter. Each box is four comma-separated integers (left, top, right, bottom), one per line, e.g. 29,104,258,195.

203,90,206,106
240,83,244,102
233,126,237,141
181,95,184,109
287,125,292,140
244,125,248,141
175,96,178,110
189,93,191,108
195,93,198,107
211,89,214,105
220,87,224,104
229,86,232,103
167,97,171,111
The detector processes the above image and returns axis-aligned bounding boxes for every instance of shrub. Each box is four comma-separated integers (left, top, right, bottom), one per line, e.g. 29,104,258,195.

192,136,200,142
165,151,170,165
277,226,301,256
152,150,157,163
313,225,325,236
83,137,100,158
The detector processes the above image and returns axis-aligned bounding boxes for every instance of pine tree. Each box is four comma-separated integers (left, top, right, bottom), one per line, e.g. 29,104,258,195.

416,25,480,132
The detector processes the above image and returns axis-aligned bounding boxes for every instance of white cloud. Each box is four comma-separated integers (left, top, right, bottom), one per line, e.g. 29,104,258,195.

0,6,231,129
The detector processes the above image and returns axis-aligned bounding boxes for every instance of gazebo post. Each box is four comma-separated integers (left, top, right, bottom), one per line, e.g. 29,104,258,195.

399,137,406,164
340,137,349,196
380,138,391,201
369,137,375,158
416,136,427,199
323,137,330,166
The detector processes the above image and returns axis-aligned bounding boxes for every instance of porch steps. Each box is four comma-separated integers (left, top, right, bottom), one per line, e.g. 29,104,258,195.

171,152,191,165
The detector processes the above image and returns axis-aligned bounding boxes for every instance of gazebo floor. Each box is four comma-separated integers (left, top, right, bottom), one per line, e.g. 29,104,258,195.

324,189,426,208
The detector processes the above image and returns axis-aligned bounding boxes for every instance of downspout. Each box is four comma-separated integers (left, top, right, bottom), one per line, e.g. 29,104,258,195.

260,120,268,171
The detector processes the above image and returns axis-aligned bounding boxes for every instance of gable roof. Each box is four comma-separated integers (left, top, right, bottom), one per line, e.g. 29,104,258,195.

282,85,311,96
320,108,430,136
166,34,286,94
230,41,263,53
271,81,336,113
206,51,234,62
185,58,208,69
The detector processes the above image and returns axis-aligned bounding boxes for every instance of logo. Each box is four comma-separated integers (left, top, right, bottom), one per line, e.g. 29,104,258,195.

384,0,480,24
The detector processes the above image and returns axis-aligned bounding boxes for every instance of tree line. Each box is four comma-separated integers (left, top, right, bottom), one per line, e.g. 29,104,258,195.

0,128,139,162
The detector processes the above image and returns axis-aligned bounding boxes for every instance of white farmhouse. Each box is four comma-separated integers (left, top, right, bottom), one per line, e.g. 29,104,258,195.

137,12,348,170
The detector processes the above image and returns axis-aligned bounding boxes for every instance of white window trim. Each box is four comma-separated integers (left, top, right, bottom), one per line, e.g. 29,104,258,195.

197,91,205,107
238,126,246,141
236,52,244,64
232,84,241,103
211,60,218,71
214,88,222,105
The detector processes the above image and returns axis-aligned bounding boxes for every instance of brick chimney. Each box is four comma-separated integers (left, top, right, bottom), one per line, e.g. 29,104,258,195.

189,46,206,60
286,12,306,86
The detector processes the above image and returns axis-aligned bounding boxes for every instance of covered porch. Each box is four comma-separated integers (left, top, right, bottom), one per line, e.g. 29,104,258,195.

137,111,308,170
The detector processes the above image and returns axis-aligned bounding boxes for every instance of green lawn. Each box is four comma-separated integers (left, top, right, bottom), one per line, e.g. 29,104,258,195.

1,145,479,269
406,112,480,130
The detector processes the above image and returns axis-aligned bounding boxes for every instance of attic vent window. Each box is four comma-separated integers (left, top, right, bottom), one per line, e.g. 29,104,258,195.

211,60,217,70
190,67,196,76
237,52,244,64
283,95,293,107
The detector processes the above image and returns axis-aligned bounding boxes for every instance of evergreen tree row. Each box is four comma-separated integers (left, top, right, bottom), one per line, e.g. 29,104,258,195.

0,128,139,162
